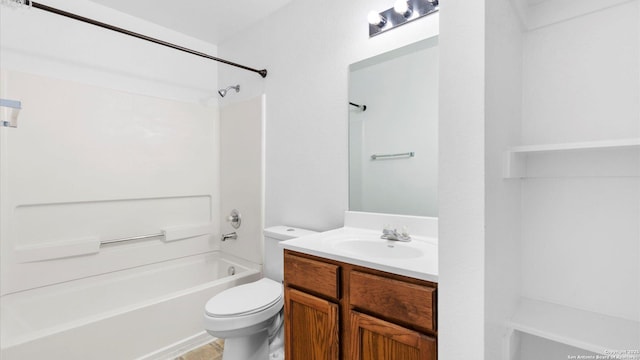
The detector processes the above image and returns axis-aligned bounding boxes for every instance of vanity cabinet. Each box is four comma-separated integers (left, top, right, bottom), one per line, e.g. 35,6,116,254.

283,250,437,360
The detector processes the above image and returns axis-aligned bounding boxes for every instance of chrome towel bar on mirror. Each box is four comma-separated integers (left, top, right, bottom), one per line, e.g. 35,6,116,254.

370,152,415,160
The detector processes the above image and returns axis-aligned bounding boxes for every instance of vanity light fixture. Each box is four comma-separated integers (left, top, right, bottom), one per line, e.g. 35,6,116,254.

367,11,387,27
393,0,412,17
368,0,438,37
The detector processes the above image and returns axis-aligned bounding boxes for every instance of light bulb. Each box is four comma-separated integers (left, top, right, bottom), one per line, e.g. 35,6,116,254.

367,11,386,26
394,0,412,16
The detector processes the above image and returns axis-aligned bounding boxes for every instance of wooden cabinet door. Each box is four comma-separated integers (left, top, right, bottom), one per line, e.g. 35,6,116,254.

285,287,339,360
349,311,436,360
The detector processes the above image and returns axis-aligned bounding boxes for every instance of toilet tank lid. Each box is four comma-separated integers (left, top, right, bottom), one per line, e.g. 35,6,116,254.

264,226,317,240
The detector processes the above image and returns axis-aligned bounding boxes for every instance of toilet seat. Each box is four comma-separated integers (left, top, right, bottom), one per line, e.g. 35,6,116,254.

205,278,283,318
204,278,284,336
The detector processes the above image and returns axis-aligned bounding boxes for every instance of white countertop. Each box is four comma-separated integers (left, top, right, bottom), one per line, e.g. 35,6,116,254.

279,226,439,283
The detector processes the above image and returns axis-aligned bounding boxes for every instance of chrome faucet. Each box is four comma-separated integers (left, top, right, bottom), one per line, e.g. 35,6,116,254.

381,227,411,242
221,232,238,241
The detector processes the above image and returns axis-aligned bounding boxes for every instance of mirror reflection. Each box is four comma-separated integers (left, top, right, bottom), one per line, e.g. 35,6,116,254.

349,37,439,217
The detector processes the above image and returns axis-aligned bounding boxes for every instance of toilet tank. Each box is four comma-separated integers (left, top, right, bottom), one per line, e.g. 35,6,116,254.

263,226,317,282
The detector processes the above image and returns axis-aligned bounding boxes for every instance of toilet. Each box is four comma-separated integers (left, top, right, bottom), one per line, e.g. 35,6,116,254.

203,226,317,360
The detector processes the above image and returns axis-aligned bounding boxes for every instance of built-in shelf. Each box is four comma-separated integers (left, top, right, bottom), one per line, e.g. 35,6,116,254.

504,138,640,178
507,297,640,356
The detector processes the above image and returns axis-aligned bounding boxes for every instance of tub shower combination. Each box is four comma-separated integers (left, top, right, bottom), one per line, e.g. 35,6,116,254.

0,1,273,358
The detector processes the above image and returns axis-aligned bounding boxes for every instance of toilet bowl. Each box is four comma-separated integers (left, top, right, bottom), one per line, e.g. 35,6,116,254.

204,278,284,360
203,226,317,360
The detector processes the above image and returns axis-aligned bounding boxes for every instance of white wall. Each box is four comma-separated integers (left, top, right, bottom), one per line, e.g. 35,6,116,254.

218,2,487,360
438,0,486,358
217,0,439,231
484,0,523,359
349,41,439,217
522,3,638,145
0,0,218,102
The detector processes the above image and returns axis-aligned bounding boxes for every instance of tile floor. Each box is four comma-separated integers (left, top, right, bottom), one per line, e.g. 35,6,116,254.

176,339,224,360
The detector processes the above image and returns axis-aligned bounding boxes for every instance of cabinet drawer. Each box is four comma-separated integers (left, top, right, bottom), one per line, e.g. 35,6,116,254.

284,252,340,300
350,271,436,332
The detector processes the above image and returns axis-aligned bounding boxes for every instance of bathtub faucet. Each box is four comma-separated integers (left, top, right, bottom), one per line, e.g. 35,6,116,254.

221,232,238,242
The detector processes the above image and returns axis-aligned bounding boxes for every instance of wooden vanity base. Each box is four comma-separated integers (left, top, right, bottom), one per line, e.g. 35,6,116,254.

283,250,438,360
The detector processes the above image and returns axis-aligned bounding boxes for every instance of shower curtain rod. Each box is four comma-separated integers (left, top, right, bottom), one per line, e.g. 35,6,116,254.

25,1,268,78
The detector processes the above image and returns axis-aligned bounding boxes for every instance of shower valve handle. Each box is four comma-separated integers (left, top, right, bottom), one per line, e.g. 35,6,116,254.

226,209,241,229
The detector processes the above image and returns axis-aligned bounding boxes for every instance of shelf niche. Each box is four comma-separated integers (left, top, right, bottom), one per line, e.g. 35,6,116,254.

503,138,640,179
507,297,640,358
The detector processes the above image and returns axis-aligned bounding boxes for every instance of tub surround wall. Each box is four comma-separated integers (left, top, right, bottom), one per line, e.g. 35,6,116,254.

219,95,265,265
0,70,220,296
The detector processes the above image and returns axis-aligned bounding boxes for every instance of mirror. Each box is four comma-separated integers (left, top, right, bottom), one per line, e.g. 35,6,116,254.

349,37,438,217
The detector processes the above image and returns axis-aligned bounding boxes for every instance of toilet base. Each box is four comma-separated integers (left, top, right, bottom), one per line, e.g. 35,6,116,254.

222,330,268,360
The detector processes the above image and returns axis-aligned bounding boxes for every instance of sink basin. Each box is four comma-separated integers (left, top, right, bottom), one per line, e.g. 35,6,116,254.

332,239,424,259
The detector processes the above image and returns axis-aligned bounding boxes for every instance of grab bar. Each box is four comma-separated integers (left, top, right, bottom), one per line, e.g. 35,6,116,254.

100,232,163,245
370,152,415,160
100,223,213,246
14,223,213,263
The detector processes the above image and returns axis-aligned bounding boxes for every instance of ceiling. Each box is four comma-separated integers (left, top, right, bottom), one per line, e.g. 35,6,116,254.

89,0,292,45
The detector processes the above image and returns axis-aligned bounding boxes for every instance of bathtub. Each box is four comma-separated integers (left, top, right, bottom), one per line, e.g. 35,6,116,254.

0,252,261,360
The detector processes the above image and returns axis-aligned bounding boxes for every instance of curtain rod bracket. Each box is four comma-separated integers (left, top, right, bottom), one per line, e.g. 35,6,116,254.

350,102,367,111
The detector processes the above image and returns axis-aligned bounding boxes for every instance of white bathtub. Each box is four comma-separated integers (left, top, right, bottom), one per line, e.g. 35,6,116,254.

0,252,261,360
